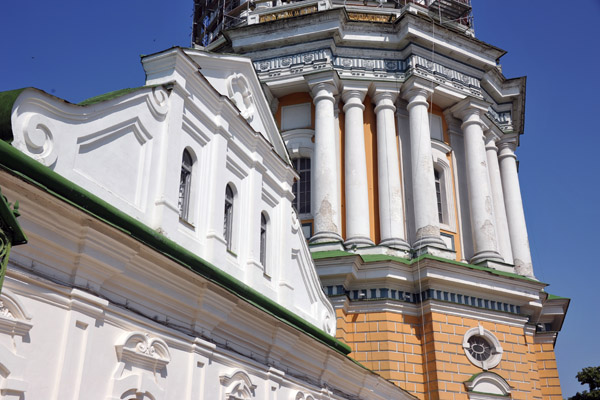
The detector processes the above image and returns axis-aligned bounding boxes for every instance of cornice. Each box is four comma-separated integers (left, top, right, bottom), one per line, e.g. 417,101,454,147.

252,48,515,131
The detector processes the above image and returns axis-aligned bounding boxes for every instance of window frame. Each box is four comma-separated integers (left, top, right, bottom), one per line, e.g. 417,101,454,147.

224,184,234,251
292,157,312,216
260,212,268,267
178,149,194,221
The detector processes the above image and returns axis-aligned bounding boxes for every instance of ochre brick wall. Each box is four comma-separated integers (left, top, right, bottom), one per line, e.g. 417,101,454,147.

335,308,562,400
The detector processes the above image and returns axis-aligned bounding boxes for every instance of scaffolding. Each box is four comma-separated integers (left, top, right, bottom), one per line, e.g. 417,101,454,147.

192,0,472,46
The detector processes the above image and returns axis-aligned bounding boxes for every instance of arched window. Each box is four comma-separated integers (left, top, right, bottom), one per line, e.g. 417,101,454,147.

292,158,311,214
224,185,234,250
434,169,443,224
260,213,267,266
178,150,193,220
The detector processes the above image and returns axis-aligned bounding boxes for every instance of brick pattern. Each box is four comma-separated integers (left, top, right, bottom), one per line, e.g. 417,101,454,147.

534,343,563,399
335,309,563,400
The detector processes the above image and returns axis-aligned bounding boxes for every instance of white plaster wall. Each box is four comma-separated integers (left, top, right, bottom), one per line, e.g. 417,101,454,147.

8,47,335,338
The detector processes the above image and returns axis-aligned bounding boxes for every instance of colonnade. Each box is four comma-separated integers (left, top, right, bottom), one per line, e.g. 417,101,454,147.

304,75,533,277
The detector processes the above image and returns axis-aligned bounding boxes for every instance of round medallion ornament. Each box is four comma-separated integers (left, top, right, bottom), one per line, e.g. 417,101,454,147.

462,326,503,370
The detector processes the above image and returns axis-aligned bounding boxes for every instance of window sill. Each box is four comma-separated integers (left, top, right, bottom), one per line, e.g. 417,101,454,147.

179,217,195,229
227,249,238,258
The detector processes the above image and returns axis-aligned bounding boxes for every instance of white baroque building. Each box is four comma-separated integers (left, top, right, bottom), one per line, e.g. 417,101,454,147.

0,48,414,400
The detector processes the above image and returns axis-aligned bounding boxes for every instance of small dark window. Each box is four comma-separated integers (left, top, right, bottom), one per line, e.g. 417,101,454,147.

224,185,234,250
292,158,311,214
466,335,492,361
179,150,193,220
434,169,443,223
260,213,267,266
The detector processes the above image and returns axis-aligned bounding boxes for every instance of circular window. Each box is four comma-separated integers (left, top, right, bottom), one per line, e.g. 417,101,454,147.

462,326,503,370
467,335,492,361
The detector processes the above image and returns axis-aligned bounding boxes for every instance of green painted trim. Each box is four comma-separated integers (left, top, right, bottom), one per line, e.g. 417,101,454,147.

78,86,152,105
311,250,542,283
361,253,411,264
0,140,351,355
0,88,27,142
547,293,569,300
311,250,354,259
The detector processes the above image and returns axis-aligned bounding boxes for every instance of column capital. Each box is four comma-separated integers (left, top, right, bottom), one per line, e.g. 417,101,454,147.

369,85,399,114
449,98,491,130
341,82,368,112
484,131,501,152
402,80,433,110
498,136,518,161
307,72,340,103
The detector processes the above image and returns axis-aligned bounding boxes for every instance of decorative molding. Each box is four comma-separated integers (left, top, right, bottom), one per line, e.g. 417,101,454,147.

227,73,256,122
294,391,316,400
146,86,170,119
325,285,521,315
115,332,171,371
0,289,33,336
462,326,503,370
464,371,512,399
220,370,257,400
20,113,58,167
254,50,513,129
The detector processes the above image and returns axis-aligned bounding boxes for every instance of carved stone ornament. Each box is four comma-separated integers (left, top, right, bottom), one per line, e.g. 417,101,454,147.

115,332,171,370
295,392,315,400
220,370,257,400
0,301,14,319
227,73,256,122
20,113,58,167
0,290,33,336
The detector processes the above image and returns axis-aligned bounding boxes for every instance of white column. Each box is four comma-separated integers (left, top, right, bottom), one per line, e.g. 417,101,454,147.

341,85,373,247
309,78,342,243
451,99,503,264
402,82,445,250
372,87,409,250
485,131,513,264
498,138,534,277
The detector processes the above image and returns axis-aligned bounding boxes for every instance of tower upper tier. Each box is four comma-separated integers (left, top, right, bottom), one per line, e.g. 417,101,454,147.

194,0,473,47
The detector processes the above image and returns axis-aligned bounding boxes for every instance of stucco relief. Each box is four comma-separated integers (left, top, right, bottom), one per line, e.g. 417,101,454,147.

220,370,256,400
227,73,255,122
109,332,170,400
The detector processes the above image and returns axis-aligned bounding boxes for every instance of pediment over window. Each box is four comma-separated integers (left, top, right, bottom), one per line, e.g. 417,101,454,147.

220,370,257,400
0,289,33,336
464,371,512,399
115,332,171,370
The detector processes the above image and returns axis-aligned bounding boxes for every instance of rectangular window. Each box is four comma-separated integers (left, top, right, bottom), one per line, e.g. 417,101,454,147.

292,158,311,215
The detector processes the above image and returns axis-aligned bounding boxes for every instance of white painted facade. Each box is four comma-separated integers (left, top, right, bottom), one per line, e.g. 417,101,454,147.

0,47,415,399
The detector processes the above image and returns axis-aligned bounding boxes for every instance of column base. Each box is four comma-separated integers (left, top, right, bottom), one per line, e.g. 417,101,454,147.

414,244,456,261
379,237,411,252
470,250,504,266
413,234,446,250
344,236,374,249
309,231,343,245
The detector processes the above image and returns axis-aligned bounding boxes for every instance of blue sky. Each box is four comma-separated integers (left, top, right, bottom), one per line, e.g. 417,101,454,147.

2,0,599,397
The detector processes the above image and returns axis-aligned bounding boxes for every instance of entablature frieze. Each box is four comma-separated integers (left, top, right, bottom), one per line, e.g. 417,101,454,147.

253,49,515,131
